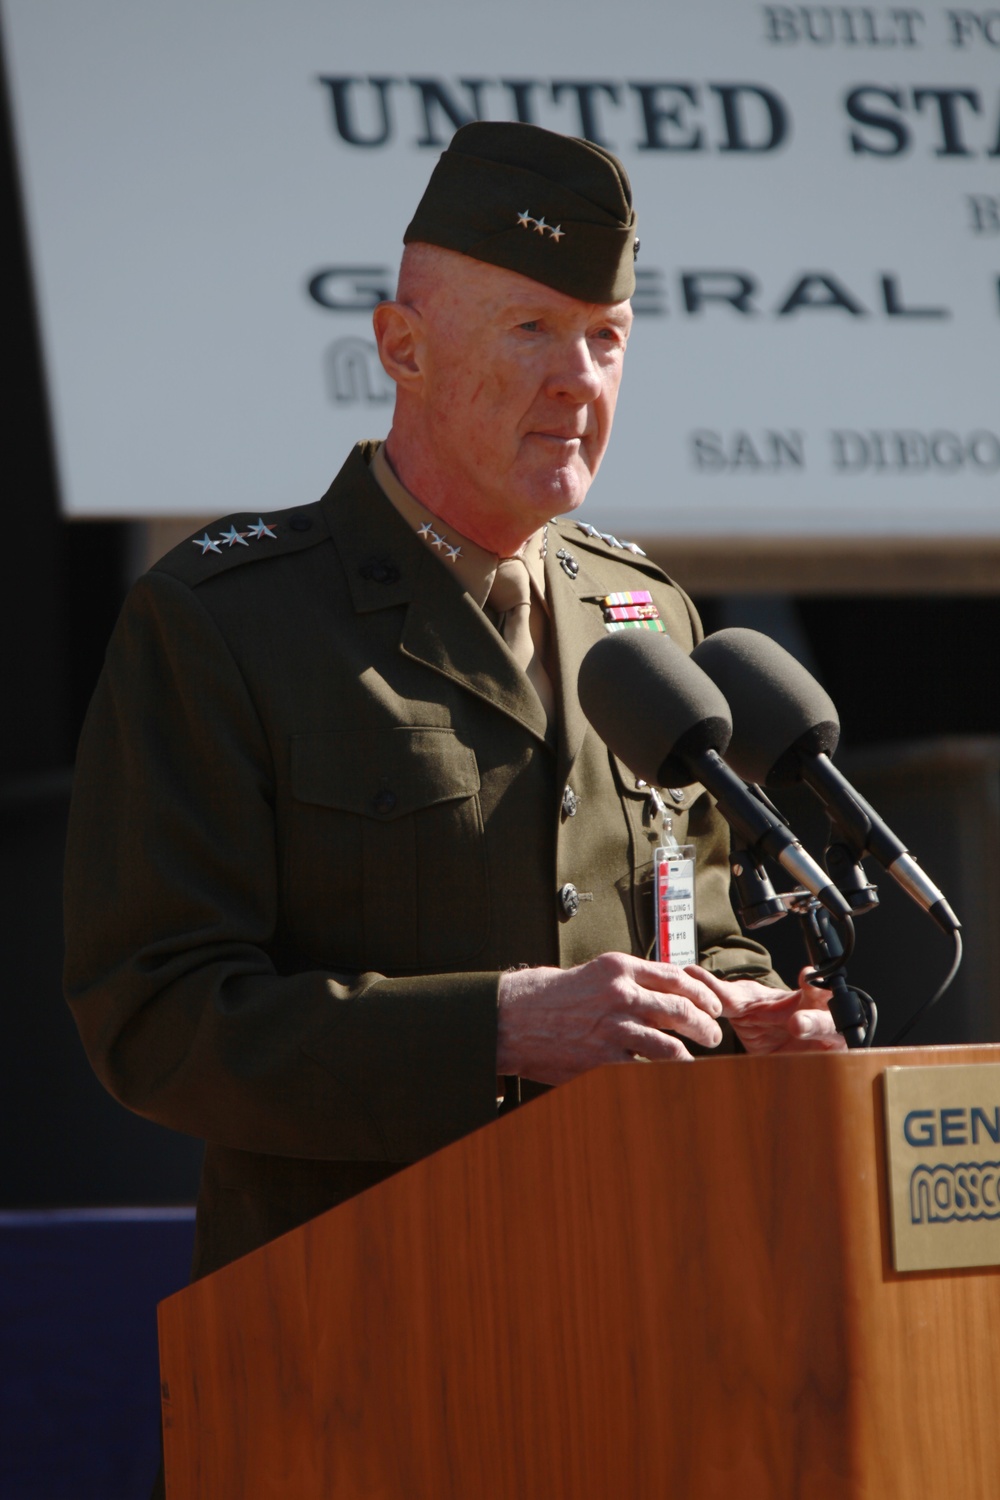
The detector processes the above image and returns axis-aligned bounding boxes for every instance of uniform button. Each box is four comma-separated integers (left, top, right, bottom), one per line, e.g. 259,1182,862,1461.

668,788,686,802
371,788,397,815
561,786,579,818
289,513,313,533
558,882,580,918
360,557,401,583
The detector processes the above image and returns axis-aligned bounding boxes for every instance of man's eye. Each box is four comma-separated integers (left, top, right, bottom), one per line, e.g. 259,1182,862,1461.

519,320,540,332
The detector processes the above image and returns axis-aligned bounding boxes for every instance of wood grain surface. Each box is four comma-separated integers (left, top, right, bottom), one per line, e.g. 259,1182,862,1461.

159,1045,1000,1498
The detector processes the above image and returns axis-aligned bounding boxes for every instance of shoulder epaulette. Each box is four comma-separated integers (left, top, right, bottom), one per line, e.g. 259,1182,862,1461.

152,499,328,588
551,517,671,584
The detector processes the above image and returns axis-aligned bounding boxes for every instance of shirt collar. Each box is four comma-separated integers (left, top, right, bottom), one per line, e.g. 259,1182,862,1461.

370,442,548,610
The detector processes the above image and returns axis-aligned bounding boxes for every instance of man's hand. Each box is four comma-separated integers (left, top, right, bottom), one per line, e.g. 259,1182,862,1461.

687,965,847,1055
497,952,725,1084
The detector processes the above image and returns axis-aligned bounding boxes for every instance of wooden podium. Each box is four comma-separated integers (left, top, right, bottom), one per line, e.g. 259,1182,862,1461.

159,1046,1000,1498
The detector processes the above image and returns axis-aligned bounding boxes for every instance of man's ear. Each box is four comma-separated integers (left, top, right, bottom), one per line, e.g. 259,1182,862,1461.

373,300,424,390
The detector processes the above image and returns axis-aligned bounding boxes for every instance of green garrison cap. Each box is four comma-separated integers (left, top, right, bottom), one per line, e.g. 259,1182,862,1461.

404,122,638,303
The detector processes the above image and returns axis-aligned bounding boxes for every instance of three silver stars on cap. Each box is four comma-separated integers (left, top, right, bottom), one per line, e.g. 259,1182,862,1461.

517,210,565,243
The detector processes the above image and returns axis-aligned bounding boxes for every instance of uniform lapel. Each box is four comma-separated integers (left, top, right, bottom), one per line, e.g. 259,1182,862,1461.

400,550,550,742
322,446,550,744
546,541,611,783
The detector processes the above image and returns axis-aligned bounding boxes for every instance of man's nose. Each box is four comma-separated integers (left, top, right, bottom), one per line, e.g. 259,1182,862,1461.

545,338,603,402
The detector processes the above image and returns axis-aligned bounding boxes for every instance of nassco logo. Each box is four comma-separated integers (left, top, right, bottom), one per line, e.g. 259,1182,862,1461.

909,1163,1000,1226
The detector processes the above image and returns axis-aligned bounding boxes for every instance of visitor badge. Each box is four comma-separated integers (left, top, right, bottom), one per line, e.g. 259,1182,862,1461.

654,843,697,966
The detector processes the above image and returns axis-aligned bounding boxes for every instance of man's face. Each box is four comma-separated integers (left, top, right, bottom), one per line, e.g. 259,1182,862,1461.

399,254,632,543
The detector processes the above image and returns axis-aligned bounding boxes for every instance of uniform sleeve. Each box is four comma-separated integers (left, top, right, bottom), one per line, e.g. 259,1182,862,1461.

63,571,500,1165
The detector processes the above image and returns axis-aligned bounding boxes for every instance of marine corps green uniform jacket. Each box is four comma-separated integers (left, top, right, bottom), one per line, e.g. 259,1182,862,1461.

64,443,777,1278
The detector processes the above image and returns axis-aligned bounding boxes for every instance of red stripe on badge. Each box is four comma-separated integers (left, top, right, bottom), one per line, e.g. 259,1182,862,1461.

657,856,673,959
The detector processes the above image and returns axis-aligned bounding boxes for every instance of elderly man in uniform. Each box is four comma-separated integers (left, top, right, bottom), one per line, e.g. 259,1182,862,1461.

64,123,842,1289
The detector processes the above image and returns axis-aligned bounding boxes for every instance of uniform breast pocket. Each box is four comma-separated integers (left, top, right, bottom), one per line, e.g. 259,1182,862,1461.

286,727,490,971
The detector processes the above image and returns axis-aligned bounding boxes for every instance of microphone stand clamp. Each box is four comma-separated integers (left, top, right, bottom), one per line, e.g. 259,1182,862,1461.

785,890,876,1049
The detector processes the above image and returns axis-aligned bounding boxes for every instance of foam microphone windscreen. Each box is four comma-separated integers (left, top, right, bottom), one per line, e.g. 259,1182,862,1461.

578,630,733,787
691,628,840,785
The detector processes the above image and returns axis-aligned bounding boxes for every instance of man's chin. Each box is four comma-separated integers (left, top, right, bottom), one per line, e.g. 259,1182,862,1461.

525,463,593,517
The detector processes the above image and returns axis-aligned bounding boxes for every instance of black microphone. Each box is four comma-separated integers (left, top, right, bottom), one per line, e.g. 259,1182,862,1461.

577,631,852,924
691,628,960,936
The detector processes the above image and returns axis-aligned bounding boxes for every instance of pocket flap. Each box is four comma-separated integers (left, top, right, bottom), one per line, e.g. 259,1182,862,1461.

290,728,480,820
611,755,702,809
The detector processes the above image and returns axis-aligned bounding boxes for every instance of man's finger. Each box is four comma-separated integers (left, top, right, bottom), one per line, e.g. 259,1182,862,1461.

626,985,724,1049
681,963,772,1006
684,965,801,1020
788,1008,840,1041
797,966,834,1003
626,957,724,1017
619,1023,695,1063
687,963,838,1025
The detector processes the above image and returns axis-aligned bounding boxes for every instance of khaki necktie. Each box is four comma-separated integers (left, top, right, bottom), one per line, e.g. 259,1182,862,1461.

487,557,555,723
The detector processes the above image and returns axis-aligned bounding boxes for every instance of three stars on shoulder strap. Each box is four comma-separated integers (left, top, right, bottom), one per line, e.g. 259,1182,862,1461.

192,517,278,556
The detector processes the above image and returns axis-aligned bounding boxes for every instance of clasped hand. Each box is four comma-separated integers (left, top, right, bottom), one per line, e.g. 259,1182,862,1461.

496,952,844,1084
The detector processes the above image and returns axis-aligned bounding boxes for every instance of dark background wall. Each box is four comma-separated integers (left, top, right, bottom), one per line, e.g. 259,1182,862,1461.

2,45,202,1208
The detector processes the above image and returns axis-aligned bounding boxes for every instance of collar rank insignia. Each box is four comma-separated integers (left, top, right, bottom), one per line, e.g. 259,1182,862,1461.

416,520,461,561
601,590,665,634
575,521,647,556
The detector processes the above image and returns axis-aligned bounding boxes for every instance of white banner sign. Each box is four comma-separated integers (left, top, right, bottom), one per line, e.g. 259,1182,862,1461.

2,0,998,533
